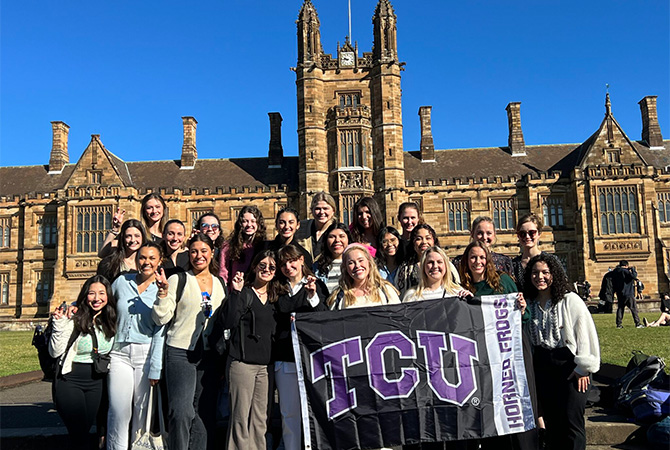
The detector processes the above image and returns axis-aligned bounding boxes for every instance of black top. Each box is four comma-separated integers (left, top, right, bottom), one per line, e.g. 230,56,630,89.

223,287,276,365
264,236,314,268
163,251,191,279
612,266,637,299
272,280,328,362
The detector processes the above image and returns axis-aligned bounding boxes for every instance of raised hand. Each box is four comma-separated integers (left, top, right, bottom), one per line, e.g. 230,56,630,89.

112,208,126,232
516,293,526,314
305,275,317,296
231,271,244,292
155,267,169,298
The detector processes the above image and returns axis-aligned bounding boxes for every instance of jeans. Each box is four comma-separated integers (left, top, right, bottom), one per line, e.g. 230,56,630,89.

165,345,218,450
275,361,302,450
107,342,152,450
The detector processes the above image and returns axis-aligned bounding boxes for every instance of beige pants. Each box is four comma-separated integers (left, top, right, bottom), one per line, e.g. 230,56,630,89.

226,360,269,450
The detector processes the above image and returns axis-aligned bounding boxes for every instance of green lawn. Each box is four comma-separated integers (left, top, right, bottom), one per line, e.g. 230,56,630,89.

0,313,668,378
0,330,41,377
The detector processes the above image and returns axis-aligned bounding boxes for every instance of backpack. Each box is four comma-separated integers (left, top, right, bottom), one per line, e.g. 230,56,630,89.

615,351,669,416
629,388,670,423
32,321,55,381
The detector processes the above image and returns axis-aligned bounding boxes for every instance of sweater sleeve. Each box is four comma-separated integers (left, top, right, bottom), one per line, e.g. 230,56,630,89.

219,242,230,283
151,274,179,326
565,293,601,375
48,317,74,359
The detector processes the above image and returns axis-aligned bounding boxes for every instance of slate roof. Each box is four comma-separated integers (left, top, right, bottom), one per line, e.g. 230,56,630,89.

0,164,76,197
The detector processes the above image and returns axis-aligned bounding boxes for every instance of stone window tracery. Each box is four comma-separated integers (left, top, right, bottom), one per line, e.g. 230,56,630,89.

0,218,10,248
542,196,565,228
492,199,516,230
598,186,639,235
446,200,470,232
35,270,53,305
39,214,57,246
75,206,112,253
658,192,670,223
1,273,8,305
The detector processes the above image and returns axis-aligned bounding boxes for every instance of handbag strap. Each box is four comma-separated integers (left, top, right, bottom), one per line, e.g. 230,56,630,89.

89,327,100,355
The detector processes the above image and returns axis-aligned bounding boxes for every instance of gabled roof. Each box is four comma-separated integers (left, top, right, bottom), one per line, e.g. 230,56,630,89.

0,164,76,198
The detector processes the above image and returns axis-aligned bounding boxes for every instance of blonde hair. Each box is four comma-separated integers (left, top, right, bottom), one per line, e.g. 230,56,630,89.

327,244,398,308
414,246,461,299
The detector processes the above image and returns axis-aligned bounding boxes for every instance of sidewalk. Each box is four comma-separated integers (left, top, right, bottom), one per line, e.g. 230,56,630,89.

0,373,654,449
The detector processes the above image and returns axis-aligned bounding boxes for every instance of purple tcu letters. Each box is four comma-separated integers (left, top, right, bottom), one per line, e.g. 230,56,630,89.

310,330,479,420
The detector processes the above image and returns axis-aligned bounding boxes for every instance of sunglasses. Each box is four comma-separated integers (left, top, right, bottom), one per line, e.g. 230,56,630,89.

200,223,220,231
517,229,538,239
258,262,276,273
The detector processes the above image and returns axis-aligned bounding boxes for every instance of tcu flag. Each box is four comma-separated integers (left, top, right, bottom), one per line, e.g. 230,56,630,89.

291,295,535,450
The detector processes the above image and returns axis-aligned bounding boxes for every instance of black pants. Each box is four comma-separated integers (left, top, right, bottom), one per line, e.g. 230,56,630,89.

53,363,105,450
534,346,588,450
616,295,641,327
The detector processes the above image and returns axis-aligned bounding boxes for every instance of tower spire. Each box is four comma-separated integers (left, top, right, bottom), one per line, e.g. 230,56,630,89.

297,0,322,67
372,0,398,63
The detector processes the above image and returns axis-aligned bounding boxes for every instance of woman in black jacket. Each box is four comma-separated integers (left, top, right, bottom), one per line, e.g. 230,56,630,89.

274,244,328,450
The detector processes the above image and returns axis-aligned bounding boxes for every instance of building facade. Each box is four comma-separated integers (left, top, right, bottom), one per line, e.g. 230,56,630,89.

1,0,667,319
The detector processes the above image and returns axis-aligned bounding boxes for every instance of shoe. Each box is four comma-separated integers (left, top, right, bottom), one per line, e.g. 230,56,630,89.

636,324,644,328
643,318,649,327
617,325,623,329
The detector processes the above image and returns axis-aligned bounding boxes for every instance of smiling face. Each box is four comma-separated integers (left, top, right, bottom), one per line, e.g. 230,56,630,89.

123,227,143,254
240,212,258,238
326,228,349,258
255,256,277,283
87,282,108,312
199,216,221,241
345,249,370,285
137,246,161,279
531,261,553,292
473,221,496,247
164,223,185,251
189,241,212,273
413,228,434,256
517,221,540,250
399,207,419,234
280,256,304,281
277,212,299,241
424,250,447,284
144,199,164,225
357,206,372,230
312,201,334,227
468,246,488,281
381,232,399,257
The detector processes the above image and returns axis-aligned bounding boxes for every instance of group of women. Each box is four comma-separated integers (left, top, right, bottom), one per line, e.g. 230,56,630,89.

49,191,600,450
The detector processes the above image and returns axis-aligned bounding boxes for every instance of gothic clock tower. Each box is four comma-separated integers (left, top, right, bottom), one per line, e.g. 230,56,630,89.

295,0,405,224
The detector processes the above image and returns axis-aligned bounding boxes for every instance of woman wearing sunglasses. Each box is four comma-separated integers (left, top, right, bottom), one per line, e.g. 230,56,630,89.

513,214,561,291
196,213,224,260
223,250,282,450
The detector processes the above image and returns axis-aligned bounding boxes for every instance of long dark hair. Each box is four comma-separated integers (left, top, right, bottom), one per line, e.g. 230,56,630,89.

408,223,440,263
523,253,572,304
459,241,502,295
314,222,352,274
225,205,267,262
103,219,147,280
376,226,405,265
350,197,384,244
196,212,224,248
140,193,167,234
73,275,117,339
187,233,218,274
245,250,284,303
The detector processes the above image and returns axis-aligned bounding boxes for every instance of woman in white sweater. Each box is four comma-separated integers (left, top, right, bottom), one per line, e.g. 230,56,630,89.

523,253,600,450
152,234,226,450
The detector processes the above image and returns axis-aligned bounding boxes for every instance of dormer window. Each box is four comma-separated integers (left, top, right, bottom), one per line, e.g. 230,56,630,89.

606,149,621,164
89,170,102,184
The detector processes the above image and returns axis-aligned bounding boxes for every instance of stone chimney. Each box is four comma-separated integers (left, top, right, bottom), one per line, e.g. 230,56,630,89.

48,121,70,173
506,102,526,156
268,112,283,168
639,96,664,149
418,106,435,161
180,116,197,169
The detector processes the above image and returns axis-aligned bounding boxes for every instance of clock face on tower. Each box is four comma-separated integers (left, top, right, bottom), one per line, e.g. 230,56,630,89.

340,52,355,67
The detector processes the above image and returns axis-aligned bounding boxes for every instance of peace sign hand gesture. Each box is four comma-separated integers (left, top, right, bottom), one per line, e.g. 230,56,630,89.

112,208,126,232
231,272,244,293
155,268,169,298
305,275,317,297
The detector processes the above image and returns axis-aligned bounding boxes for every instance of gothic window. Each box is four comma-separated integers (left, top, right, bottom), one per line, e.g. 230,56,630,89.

88,170,102,184
35,270,53,305
189,209,213,229
606,150,621,164
75,205,112,253
658,192,670,223
339,93,360,108
446,200,470,232
542,196,565,228
492,199,516,230
0,218,9,247
341,194,360,226
598,186,639,235
339,130,365,167
1,273,8,305
38,214,57,246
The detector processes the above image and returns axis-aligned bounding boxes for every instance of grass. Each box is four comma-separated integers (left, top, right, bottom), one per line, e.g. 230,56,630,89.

0,313,668,378
0,331,41,377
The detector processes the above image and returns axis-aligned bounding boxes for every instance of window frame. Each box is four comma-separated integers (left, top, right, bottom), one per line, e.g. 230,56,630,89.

490,197,517,231
74,205,113,254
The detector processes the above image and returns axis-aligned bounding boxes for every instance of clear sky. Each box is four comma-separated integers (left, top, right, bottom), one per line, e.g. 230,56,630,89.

1,1,668,168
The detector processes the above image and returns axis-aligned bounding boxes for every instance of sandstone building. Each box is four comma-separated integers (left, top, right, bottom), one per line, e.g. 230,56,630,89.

1,0,667,319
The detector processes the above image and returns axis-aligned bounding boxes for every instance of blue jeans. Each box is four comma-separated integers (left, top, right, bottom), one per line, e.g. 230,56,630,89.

165,345,218,450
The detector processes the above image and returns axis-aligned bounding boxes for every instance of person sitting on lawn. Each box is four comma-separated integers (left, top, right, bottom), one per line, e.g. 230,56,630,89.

643,312,670,327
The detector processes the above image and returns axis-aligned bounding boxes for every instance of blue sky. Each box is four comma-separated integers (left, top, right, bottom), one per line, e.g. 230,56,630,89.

1,1,668,167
